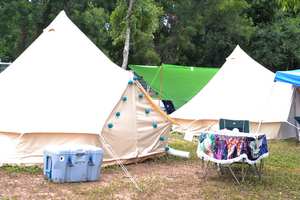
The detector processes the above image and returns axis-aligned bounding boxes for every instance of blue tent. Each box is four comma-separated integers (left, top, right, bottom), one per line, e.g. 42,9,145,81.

275,69,300,86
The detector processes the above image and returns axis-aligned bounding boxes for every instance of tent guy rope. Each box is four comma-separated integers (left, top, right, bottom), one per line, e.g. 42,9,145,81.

99,134,142,191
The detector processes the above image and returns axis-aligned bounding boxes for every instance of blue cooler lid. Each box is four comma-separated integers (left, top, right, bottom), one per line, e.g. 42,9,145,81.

44,145,102,154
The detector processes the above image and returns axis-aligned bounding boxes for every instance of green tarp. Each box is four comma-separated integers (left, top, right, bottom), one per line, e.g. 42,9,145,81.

129,64,219,109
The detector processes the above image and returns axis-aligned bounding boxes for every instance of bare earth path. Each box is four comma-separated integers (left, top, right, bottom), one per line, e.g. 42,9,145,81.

0,160,211,200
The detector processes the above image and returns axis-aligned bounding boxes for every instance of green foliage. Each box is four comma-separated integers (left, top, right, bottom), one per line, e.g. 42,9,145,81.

277,0,300,12
249,12,300,70
1,0,300,70
197,0,255,66
245,0,280,25
0,0,41,61
156,0,255,67
109,1,127,45
156,0,202,65
73,3,111,55
110,0,163,65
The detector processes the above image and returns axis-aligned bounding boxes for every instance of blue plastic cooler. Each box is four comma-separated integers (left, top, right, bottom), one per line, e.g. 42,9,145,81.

43,145,103,183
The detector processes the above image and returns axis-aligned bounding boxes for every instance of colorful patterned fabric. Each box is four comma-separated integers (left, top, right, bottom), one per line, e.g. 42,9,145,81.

197,131,269,164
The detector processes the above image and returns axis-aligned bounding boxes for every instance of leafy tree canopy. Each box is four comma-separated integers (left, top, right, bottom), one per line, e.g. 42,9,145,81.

0,0,300,71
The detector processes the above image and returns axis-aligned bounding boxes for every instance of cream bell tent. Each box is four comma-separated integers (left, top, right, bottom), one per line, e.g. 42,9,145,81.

0,11,172,165
171,45,294,139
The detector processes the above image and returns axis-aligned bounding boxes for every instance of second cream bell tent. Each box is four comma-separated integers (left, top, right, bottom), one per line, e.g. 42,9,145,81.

0,11,173,165
171,45,294,139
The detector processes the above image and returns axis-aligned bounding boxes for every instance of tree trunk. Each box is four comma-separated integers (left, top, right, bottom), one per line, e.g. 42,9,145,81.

18,22,28,57
121,0,135,69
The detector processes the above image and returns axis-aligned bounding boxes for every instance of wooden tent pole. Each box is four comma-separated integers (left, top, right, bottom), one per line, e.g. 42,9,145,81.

159,65,163,104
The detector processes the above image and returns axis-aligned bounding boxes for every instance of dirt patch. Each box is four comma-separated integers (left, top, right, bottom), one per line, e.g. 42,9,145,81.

0,160,209,200
1,158,299,199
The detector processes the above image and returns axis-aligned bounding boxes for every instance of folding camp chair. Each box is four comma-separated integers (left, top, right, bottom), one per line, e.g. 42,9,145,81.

219,118,249,133
197,119,267,184
217,118,264,184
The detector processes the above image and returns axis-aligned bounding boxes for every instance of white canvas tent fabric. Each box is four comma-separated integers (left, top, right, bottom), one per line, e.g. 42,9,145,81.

277,89,300,141
274,70,300,141
0,11,172,165
0,11,130,134
171,45,294,139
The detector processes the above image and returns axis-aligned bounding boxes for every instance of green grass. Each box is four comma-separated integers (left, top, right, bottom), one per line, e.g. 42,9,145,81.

165,135,300,199
266,139,300,170
0,197,11,200
0,164,42,174
169,131,198,158
102,164,122,173
153,132,198,163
